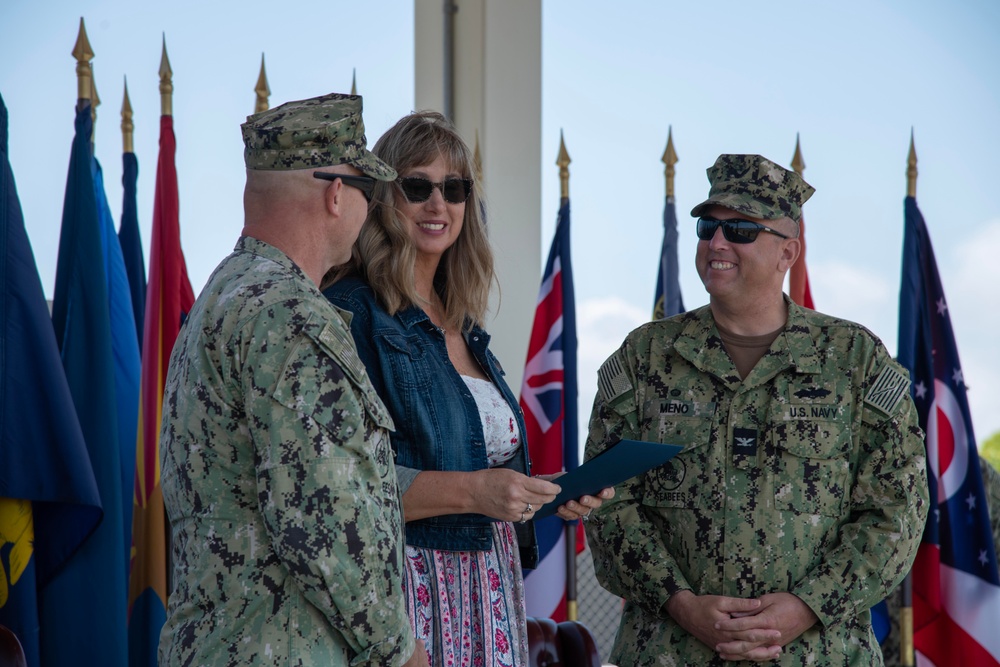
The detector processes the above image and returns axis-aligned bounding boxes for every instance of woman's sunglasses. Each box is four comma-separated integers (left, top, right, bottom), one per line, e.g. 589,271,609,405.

696,217,791,244
398,176,473,205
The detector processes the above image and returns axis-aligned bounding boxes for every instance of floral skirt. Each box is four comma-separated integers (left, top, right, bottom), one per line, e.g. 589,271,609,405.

403,521,528,667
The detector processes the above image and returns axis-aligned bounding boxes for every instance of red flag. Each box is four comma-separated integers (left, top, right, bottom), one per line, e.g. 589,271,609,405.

789,216,814,309
127,114,194,667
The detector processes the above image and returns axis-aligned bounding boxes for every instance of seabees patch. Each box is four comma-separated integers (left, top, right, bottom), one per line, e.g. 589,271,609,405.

597,350,632,403
864,363,910,416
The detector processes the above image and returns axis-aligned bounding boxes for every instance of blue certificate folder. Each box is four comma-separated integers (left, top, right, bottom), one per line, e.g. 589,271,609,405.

534,439,684,519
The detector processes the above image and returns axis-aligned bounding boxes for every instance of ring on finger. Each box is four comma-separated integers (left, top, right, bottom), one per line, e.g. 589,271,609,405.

519,511,527,524
524,503,532,514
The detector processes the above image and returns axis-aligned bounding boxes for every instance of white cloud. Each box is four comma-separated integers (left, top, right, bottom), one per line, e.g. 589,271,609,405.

807,260,897,348
573,296,649,457
945,219,1000,441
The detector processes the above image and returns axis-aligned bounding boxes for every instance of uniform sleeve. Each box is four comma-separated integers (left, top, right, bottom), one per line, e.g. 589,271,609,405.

244,305,415,665
583,343,693,617
790,349,929,628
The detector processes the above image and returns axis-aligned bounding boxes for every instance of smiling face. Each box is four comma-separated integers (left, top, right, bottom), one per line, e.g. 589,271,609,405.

398,153,467,271
695,205,800,304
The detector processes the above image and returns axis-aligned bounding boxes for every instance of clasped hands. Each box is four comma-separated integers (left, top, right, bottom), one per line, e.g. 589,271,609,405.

471,468,614,523
666,590,818,662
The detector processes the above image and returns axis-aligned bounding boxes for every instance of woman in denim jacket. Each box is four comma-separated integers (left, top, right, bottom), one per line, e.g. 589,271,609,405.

323,111,611,666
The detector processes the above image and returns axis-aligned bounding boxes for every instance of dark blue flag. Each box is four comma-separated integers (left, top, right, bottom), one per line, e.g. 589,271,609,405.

41,100,129,667
898,196,1000,665
0,92,102,667
653,194,684,319
118,151,145,350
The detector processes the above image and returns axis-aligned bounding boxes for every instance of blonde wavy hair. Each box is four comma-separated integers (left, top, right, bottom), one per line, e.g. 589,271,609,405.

326,111,495,332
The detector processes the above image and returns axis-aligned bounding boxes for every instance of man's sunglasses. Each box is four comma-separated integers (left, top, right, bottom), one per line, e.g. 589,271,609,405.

398,176,473,204
696,217,791,244
313,171,376,203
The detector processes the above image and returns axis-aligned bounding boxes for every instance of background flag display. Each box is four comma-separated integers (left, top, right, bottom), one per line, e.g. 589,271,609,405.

520,197,579,621
42,99,129,667
652,193,684,320
0,90,102,667
128,112,194,667
897,196,1000,666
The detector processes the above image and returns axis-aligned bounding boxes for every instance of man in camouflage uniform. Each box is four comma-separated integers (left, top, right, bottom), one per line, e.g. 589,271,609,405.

585,154,929,666
158,93,428,666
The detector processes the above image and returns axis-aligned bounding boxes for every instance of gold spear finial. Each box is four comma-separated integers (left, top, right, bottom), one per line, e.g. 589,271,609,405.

122,77,134,153
159,34,173,117
254,53,270,113
791,133,806,176
907,128,918,198
350,68,357,96
473,129,483,185
557,130,571,200
661,126,678,199
72,17,94,105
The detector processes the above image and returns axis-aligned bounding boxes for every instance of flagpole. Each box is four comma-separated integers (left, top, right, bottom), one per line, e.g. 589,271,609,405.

160,36,173,118
254,53,270,113
350,67,357,96
72,17,93,112
122,79,133,154
555,130,580,622
900,131,917,667
662,126,677,199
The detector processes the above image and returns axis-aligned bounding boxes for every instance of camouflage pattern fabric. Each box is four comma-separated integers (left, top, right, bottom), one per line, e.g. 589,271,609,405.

158,236,413,666
690,154,815,222
584,299,929,667
241,91,396,180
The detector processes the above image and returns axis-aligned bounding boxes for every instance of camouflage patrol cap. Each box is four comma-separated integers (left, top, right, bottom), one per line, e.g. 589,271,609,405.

690,154,815,222
241,92,396,180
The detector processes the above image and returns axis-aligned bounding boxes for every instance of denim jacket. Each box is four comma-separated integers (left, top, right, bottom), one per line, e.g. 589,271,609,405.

324,276,539,569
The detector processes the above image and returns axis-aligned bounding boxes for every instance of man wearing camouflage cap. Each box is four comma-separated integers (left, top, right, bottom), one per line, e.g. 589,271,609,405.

585,154,928,665
158,93,428,666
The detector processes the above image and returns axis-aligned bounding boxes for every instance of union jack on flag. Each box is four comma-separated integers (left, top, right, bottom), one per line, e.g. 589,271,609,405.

520,197,578,622
898,196,1000,667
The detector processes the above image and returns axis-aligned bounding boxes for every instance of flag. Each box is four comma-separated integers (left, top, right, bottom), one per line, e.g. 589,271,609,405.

0,91,102,667
128,113,194,667
788,215,814,308
42,100,129,667
652,194,684,319
118,150,145,349
520,197,578,621
898,195,1000,666
94,156,141,584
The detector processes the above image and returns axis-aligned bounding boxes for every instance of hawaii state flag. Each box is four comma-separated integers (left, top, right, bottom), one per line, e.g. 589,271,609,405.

520,196,578,621
127,113,194,667
897,195,1000,666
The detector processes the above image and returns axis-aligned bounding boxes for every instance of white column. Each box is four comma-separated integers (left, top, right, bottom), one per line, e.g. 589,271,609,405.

414,0,541,398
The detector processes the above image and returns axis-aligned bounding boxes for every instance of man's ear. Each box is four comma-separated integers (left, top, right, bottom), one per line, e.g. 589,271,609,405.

778,237,802,272
321,176,343,217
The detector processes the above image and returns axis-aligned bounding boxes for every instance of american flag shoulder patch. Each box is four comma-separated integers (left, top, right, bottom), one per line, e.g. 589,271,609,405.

864,364,910,416
597,351,633,403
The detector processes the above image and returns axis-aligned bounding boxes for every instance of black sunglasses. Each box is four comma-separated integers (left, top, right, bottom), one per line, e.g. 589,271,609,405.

696,217,791,244
398,176,473,204
313,171,376,203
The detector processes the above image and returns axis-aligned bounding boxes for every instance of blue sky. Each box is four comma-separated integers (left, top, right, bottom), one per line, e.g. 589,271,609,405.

2,0,999,443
